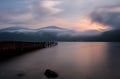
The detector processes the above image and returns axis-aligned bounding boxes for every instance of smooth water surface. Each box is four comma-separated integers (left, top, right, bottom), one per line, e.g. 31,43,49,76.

0,42,120,79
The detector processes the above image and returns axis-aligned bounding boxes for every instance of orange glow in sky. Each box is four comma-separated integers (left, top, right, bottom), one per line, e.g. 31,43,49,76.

50,18,109,32
24,18,110,33
77,18,109,32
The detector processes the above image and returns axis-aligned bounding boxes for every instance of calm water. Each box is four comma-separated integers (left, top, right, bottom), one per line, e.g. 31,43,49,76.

0,42,120,79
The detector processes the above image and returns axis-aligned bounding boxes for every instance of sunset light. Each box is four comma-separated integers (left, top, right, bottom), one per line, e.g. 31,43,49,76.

0,0,120,79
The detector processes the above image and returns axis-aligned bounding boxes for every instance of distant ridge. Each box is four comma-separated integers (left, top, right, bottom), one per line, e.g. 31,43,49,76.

39,26,67,30
0,26,120,41
0,26,29,31
0,26,80,41
0,26,67,32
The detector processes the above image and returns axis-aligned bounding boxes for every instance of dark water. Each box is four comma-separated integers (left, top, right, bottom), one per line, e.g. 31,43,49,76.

0,42,120,79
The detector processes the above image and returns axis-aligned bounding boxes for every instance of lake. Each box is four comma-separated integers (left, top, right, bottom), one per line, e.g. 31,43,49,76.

0,42,120,79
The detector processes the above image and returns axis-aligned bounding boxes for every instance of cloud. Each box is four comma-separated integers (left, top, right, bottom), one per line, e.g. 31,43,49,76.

56,0,120,20
90,5,120,29
0,0,120,32
41,0,62,14
0,0,62,27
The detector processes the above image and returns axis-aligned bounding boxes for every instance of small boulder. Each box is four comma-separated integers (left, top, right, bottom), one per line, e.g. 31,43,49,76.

44,69,58,78
17,73,25,77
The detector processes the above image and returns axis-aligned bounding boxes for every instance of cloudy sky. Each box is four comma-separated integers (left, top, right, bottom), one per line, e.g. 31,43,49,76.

0,0,120,32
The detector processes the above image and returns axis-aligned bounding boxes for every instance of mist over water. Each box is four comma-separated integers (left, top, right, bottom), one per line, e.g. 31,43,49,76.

0,42,120,79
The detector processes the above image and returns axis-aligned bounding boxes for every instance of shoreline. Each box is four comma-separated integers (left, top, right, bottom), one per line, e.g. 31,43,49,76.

0,41,58,61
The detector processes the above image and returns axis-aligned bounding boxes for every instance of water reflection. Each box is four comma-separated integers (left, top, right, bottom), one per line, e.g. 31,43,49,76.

55,42,108,79
74,42,108,79
0,42,120,79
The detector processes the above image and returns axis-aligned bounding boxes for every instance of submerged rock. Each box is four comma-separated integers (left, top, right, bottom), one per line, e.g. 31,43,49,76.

17,73,25,77
44,69,58,78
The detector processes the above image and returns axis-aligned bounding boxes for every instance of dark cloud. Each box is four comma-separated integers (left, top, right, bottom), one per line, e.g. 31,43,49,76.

90,5,120,29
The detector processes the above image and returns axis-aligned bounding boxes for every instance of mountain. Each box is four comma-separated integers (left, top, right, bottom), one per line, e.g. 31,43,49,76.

101,29,120,41
0,26,120,41
80,29,120,42
0,26,35,32
0,26,27,31
0,26,81,41
40,26,65,30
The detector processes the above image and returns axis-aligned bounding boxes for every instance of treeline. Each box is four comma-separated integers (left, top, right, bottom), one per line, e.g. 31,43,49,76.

0,41,58,61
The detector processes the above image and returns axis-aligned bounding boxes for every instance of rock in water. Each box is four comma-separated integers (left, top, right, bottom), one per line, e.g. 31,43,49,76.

44,69,58,78
17,73,25,77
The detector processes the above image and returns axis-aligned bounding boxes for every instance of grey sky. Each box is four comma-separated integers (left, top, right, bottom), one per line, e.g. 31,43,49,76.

0,0,119,32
